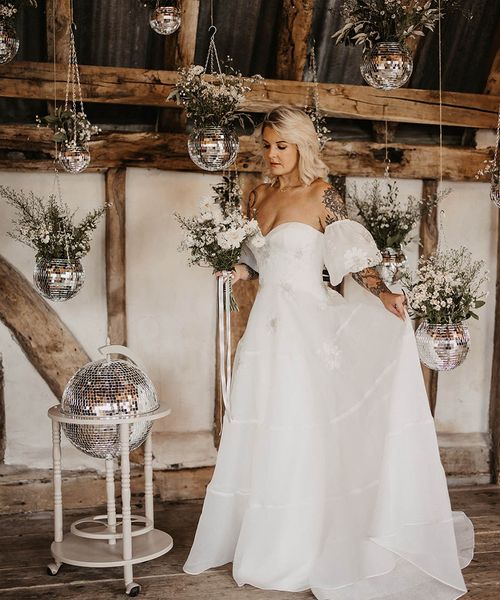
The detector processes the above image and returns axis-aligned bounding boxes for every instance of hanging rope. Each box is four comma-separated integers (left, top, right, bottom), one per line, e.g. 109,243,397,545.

436,0,447,252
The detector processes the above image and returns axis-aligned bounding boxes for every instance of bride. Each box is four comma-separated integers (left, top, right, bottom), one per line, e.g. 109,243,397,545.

183,106,473,599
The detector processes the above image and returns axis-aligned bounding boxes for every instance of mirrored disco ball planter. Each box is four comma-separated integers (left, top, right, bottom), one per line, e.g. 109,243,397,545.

188,126,239,171
33,258,84,302
0,18,19,64
360,42,413,90
149,5,181,35
415,322,471,371
376,247,407,285
59,144,91,173
47,345,172,596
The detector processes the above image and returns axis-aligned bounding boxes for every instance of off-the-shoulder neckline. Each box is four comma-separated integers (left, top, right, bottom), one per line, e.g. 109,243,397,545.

263,219,356,238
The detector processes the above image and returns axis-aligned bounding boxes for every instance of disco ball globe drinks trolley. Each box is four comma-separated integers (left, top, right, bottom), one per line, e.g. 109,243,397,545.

47,344,172,597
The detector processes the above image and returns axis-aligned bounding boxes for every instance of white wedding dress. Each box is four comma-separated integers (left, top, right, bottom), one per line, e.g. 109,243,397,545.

183,219,474,600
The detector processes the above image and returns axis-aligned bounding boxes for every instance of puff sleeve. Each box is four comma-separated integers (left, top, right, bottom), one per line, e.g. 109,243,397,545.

323,219,382,286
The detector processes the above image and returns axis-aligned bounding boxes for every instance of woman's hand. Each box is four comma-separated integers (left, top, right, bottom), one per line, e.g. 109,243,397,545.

379,291,407,321
215,264,248,283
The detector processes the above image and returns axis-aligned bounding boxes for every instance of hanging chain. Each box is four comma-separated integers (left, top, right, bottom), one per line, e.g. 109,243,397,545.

493,104,500,174
204,25,222,74
436,0,447,253
384,116,391,178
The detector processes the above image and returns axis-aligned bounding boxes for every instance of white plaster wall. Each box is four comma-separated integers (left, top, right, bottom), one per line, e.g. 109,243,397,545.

434,182,497,434
125,169,219,441
0,171,107,469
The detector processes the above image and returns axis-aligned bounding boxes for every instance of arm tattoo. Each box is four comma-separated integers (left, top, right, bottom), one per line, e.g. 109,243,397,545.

352,267,390,298
241,263,259,280
322,187,348,225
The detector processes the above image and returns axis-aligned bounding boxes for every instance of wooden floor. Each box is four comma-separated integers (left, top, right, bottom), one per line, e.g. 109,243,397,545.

0,486,499,599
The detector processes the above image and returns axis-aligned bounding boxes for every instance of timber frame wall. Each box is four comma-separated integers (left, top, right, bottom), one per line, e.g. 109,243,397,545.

0,0,500,484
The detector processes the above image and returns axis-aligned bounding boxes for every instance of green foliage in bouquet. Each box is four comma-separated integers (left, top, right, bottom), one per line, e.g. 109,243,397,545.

401,247,489,324
347,180,439,251
168,64,261,129
1,186,107,261
332,0,466,49
36,106,100,147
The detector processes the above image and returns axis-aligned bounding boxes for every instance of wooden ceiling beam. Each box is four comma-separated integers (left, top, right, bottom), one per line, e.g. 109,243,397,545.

276,0,315,81
0,61,498,128
0,125,493,181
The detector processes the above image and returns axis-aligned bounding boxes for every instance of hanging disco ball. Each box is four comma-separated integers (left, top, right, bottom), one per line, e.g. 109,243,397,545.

188,127,239,171
360,42,413,90
59,144,91,174
33,258,84,302
376,247,407,285
415,321,470,371
61,358,159,459
0,19,19,64
149,5,181,35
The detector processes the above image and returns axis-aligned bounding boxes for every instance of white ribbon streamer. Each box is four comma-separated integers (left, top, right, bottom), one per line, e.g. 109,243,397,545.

217,271,233,422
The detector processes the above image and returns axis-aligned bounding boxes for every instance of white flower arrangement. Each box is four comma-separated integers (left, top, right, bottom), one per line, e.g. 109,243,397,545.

36,106,100,148
168,63,261,129
0,1,36,20
1,186,107,261
401,247,489,325
332,0,466,49
175,175,263,273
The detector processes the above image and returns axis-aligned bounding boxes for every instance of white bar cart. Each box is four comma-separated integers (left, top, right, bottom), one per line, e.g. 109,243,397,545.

47,405,172,597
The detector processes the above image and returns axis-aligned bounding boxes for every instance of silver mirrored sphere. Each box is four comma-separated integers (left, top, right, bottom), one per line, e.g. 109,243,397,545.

360,42,413,90
415,321,470,371
33,258,84,302
0,19,19,64
149,5,181,35
61,358,159,459
188,127,239,171
59,144,91,174
376,247,407,285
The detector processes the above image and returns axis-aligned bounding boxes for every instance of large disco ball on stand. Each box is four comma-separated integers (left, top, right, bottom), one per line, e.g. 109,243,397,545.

415,321,470,371
0,18,19,64
61,346,159,459
188,126,239,171
149,5,181,35
33,258,84,302
360,41,413,90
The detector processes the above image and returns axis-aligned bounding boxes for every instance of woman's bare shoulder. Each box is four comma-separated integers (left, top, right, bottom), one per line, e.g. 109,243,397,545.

309,179,347,226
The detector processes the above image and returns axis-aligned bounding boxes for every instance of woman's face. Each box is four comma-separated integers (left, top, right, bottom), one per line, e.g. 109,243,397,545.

262,126,299,177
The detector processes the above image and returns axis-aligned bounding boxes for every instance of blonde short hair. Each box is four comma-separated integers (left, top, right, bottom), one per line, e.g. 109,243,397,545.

258,106,329,185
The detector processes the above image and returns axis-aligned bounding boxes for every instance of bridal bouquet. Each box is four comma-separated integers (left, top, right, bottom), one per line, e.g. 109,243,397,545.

332,0,462,48
347,180,434,251
401,247,488,324
175,175,264,309
1,186,107,261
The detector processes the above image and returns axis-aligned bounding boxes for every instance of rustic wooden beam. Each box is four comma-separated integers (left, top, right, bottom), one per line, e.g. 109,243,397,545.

0,126,494,181
485,44,500,96
0,62,498,128
0,255,90,399
45,0,71,65
105,168,127,347
419,179,439,416
276,0,315,81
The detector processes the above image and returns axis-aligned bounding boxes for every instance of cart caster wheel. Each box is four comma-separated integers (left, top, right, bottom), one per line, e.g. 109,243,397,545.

125,583,141,597
47,562,62,576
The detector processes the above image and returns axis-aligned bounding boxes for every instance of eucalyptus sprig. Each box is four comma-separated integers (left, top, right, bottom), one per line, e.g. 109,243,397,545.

1,186,107,261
